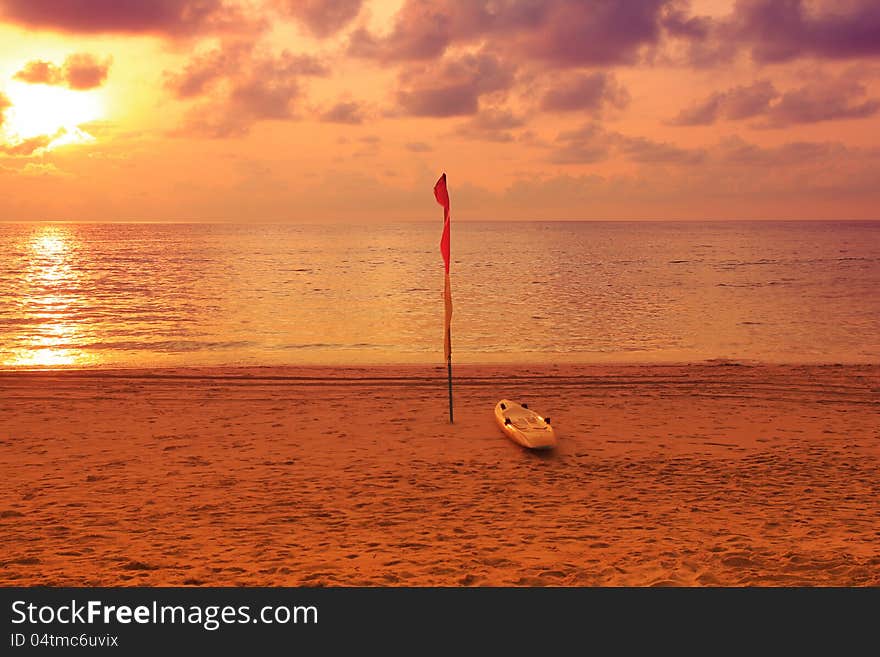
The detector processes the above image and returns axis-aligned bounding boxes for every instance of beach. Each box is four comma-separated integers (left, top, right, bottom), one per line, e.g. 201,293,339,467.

1,363,878,587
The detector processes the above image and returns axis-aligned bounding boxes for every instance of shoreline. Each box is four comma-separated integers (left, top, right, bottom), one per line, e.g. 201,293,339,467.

1,362,878,586
2,357,878,373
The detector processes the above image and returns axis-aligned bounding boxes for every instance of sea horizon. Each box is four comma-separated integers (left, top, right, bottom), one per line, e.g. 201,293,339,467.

2,218,879,224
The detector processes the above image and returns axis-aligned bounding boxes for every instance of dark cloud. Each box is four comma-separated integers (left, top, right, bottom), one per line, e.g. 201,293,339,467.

454,108,525,142
671,80,778,125
519,0,668,66
762,78,880,127
671,93,723,126
661,4,711,40
319,101,365,124
659,1,739,68
396,51,514,117
723,79,779,119
13,53,111,90
345,27,382,59
350,0,671,66
0,0,261,37
347,0,534,62
732,0,880,63
228,75,298,120
385,1,459,60
675,0,880,66
540,71,629,113
672,76,879,127
167,43,329,137
274,0,362,37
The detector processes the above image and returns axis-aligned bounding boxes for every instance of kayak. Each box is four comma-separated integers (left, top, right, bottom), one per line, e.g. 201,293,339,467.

494,399,557,450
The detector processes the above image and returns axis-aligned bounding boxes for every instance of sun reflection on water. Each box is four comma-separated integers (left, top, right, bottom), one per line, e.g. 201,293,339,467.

3,225,97,368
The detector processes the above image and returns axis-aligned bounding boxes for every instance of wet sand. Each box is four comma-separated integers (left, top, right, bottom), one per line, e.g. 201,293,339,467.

1,363,878,586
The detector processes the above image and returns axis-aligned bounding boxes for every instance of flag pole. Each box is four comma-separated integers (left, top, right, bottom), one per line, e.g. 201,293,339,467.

435,172,453,423
446,327,453,423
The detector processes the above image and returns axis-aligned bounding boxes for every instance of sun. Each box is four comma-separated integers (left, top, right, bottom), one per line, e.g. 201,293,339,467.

2,80,104,147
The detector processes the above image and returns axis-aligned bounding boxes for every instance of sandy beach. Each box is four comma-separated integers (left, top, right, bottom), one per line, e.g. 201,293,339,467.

1,363,878,587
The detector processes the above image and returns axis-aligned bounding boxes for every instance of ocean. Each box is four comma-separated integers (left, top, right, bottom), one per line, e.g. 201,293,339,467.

0,221,878,367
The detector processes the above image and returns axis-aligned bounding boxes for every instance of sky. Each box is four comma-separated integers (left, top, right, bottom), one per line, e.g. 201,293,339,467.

0,0,878,222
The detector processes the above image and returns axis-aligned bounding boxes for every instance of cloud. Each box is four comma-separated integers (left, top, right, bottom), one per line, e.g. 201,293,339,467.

0,134,54,156
672,76,879,127
552,122,704,165
14,53,112,90
0,0,262,37
731,0,880,63
674,0,880,66
21,162,70,177
671,80,778,125
453,108,525,142
618,135,706,164
0,92,9,127
551,123,618,163
405,141,432,152
13,60,61,85
671,94,723,126
492,135,880,218
722,80,780,120
716,135,851,167
661,4,712,40
347,1,511,62
396,50,514,117
166,43,327,99
518,0,669,66
63,53,113,89
0,161,73,180
166,42,329,137
319,101,365,124
349,0,672,66
553,129,877,172
274,0,362,38
540,71,630,113
762,77,880,127
165,42,250,98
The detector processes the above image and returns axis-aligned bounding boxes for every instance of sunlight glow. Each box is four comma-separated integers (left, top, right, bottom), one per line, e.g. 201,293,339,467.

2,81,104,148
2,226,96,368
33,232,68,256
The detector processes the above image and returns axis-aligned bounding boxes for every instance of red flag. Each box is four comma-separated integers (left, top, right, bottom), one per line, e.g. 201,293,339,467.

434,173,452,361
435,173,451,274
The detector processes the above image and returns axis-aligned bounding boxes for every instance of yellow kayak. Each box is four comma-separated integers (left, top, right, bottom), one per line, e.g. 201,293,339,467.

494,399,557,450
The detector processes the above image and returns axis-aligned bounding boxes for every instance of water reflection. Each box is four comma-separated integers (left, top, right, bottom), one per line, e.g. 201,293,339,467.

0,222,877,368
4,225,96,367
